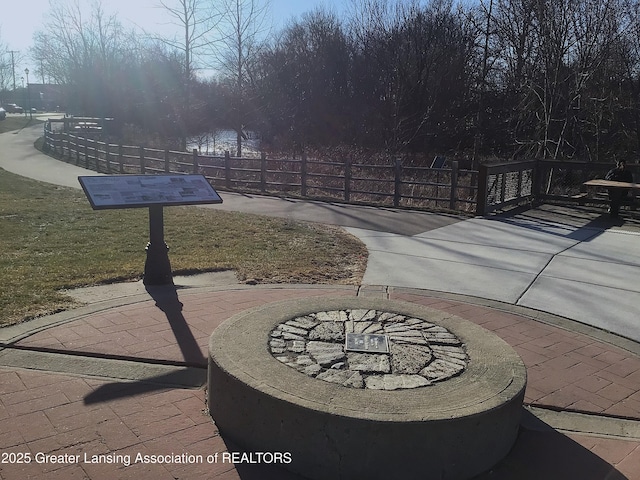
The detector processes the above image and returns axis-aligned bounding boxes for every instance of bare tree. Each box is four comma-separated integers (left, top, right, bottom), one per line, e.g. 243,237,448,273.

32,0,132,83
214,0,270,156
616,0,640,152
0,32,12,93
31,0,139,116
155,0,222,147
156,0,220,79
349,0,475,153
468,0,496,165
489,0,631,160
255,7,352,150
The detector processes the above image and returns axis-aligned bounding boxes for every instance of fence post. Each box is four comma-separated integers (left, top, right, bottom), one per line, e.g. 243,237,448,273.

394,158,402,207
164,149,170,173
517,168,523,199
476,163,488,216
192,148,199,174
301,153,307,197
43,122,49,152
449,161,459,211
94,139,99,171
532,160,542,203
105,143,111,173
118,144,124,173
140,146,145,174
470,168,478,201
260,152,267,193
344,156,351,202
94,140,100,173
225,151,231,189
76,136,80,166
43,126,48,152
84,139,89,169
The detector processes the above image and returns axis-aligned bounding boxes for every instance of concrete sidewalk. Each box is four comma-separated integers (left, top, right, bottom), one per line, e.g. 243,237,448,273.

1,123,640,479
2,124,639,342
349,204,640,342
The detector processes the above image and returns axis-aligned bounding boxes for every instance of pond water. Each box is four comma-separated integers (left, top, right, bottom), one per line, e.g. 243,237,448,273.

187,129,261,157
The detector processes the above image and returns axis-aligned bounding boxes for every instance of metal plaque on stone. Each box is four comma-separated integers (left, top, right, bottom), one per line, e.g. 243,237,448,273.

345,333,390,354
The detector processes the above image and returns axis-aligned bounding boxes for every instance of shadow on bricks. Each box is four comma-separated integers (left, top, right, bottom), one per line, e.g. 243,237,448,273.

473,410,628,480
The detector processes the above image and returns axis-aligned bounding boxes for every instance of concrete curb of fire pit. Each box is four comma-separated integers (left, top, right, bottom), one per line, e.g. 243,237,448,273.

208,297,527,480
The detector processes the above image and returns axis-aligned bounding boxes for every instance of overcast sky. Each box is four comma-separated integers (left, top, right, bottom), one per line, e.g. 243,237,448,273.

1,0,350,75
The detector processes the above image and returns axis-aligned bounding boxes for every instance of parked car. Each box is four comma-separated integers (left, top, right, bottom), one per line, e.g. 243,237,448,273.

0,107,6,120
4,103,24,114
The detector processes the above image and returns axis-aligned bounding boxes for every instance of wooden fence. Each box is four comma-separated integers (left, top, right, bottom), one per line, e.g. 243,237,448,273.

47,121,632,216
43,123,479,214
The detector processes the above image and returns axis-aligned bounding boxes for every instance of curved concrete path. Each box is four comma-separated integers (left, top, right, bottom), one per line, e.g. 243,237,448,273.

2,122,639,342
1,122,640,479
348,205,640,342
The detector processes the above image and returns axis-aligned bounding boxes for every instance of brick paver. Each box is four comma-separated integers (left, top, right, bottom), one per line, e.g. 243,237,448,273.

1,286,639,479
13,288,356,366
393,292,640,420
0,367,304,480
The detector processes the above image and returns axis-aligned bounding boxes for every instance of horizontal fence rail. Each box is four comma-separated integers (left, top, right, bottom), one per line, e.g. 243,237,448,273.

43,123,479,214
46,121,630,216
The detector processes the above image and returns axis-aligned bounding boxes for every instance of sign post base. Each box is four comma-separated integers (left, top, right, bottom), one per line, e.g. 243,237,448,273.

143,205,173,286
143,242,173,285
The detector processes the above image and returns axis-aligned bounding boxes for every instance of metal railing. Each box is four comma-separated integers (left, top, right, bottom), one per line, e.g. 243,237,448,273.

476,158,640,215
476,160,538,215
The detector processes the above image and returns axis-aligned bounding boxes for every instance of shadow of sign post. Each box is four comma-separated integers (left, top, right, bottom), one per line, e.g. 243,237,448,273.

78,174,223,285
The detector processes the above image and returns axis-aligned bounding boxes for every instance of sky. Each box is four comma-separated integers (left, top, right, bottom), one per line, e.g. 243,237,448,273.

1,0,350,78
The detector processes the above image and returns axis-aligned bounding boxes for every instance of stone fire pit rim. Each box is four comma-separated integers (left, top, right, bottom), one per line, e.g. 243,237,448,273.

208,296,527,423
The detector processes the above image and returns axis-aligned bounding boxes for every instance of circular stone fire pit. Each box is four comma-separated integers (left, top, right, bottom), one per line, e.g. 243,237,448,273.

269,308,468,390
208,297,526,480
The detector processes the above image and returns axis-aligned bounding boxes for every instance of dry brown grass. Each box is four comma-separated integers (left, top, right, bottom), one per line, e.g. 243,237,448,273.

0,168,367,326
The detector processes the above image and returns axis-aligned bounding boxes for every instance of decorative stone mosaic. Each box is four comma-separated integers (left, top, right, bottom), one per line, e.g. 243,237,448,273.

269,309,468,390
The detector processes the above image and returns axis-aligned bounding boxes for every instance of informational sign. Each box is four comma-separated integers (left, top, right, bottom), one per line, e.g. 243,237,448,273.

78,174,223,210
345,333,390,354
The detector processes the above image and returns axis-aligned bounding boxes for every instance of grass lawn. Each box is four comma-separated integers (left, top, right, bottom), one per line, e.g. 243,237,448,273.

0,168,367,326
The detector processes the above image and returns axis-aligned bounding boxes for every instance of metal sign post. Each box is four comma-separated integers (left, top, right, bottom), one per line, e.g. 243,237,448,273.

144,204,172,285
78,174,223,285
